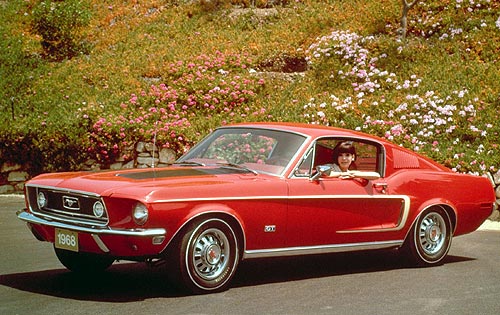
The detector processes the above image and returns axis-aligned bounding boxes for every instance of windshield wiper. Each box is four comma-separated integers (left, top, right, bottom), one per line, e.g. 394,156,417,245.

216,162,258,175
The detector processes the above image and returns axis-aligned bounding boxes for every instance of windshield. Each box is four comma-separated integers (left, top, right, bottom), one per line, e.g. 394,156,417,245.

178,127,307,176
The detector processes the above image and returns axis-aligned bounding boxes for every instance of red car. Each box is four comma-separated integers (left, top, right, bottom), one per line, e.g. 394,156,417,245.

18,122,496,293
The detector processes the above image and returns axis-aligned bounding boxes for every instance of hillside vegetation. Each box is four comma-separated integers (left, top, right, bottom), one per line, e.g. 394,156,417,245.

1,0,499,176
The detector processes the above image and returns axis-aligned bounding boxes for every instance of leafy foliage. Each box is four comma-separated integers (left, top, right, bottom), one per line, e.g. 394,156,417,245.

1,0,499,176
31,0,91,60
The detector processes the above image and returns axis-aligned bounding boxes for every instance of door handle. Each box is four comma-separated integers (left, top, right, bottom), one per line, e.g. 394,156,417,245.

373,183,388,193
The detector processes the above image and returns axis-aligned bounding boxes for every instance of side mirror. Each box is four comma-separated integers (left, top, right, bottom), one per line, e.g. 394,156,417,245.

310,165,332,181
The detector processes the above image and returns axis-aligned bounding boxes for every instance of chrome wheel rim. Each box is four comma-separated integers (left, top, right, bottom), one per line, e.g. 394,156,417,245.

192,228,230,281
418,212,446,256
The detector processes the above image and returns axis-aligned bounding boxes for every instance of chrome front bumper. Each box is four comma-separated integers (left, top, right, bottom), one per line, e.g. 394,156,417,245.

17,210,166,237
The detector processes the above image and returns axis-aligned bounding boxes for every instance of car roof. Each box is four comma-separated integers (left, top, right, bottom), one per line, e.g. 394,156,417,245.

223,122,451,174
227,122,382,141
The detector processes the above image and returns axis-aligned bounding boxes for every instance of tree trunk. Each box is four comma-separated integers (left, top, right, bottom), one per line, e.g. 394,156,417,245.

400,0,418,41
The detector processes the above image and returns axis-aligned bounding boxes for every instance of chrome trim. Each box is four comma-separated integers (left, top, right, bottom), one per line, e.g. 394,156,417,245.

27,185,109,226
176,125,311,178
151,194,410,206
163,210,248,259
91,234,110,252
26,184,101,198
33,208,108,226
62,196,80,211
336,195,411,233
243,240,403,259
18,210,166,237
290,135,387,179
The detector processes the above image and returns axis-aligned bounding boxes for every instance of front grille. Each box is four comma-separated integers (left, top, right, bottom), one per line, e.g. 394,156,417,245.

27,185,109,226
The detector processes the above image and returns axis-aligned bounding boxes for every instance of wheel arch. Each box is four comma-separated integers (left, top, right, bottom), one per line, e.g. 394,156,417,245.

162,208,246,259
410,202,457,235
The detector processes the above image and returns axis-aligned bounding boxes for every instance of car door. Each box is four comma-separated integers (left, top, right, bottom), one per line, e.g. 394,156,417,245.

285,138,409,248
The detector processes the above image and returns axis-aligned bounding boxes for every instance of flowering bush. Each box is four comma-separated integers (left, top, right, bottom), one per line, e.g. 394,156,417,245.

1,0,498,178
83,51,267,165
302,27,499,174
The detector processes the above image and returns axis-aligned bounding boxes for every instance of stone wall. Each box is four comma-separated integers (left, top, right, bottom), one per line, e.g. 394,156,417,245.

0,162,29,194
0,141,176,194
489,172,500,221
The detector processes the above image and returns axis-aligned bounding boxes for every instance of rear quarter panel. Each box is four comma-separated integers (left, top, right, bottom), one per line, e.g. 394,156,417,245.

386,169,495,236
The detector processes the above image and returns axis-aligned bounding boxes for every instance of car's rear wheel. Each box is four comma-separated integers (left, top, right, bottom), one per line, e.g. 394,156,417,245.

54,247,114,273
404,207,452,266
167,218,240,294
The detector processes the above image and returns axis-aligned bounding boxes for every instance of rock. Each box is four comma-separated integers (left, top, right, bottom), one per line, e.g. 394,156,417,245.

8,171,29,182
110,162,123,170
488,208,500,221
159,148,176,164
84,159,97,166
145,142,157,153
496,186,500,199
136,142,146,153
122,160,135,169
1,162,22,173
137,156,159,166
0,185,15,194
493,171,500,185
14,182,25,191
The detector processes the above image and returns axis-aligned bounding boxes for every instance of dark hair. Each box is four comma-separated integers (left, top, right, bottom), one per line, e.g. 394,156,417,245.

332,141,356,163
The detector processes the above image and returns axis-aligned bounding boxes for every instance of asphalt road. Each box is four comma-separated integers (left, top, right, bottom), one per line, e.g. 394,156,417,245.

1,195,500,315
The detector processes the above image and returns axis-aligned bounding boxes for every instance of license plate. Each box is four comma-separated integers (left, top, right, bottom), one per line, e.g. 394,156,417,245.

55,228,79,252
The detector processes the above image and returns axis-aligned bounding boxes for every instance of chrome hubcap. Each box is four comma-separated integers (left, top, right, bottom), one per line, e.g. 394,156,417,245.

419,212,446,255
205,244,222,265
192,228,229,280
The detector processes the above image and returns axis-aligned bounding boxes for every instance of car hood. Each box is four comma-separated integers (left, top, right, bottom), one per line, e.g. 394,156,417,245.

27,166,278,201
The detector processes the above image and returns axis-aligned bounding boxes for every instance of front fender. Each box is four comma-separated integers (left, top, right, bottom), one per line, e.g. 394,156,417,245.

156,202,246,255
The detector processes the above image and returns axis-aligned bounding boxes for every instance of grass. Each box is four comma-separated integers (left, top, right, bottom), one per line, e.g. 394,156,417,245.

0,0,499,175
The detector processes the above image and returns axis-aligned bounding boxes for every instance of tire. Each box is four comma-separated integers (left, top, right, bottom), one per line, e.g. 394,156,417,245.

54,247,114,273
168,218,240,294
404,207,453,266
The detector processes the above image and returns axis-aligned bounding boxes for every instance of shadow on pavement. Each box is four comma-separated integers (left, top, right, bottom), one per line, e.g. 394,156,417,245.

0,250,474,301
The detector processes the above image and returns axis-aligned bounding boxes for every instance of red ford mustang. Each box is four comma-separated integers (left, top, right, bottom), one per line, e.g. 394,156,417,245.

18,122,496,293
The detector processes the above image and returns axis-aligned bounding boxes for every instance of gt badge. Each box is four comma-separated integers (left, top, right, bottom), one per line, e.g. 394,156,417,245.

264,225,276,233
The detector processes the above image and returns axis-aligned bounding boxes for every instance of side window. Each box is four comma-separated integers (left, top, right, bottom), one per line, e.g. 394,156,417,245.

295,147,314,176
353,142,379,172
294,138,382,177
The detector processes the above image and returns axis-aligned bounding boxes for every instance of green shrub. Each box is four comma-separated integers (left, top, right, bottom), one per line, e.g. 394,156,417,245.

1,0,499,177
31,0,91,61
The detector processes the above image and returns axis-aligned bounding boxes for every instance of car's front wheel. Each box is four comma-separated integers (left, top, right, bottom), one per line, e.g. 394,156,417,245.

168,218,240,294
54,247,114,273
404,207,453,266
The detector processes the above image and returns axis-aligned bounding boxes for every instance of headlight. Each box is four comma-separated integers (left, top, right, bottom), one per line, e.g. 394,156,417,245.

133,202,149,226
93,201,105,218
37,191,47,209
